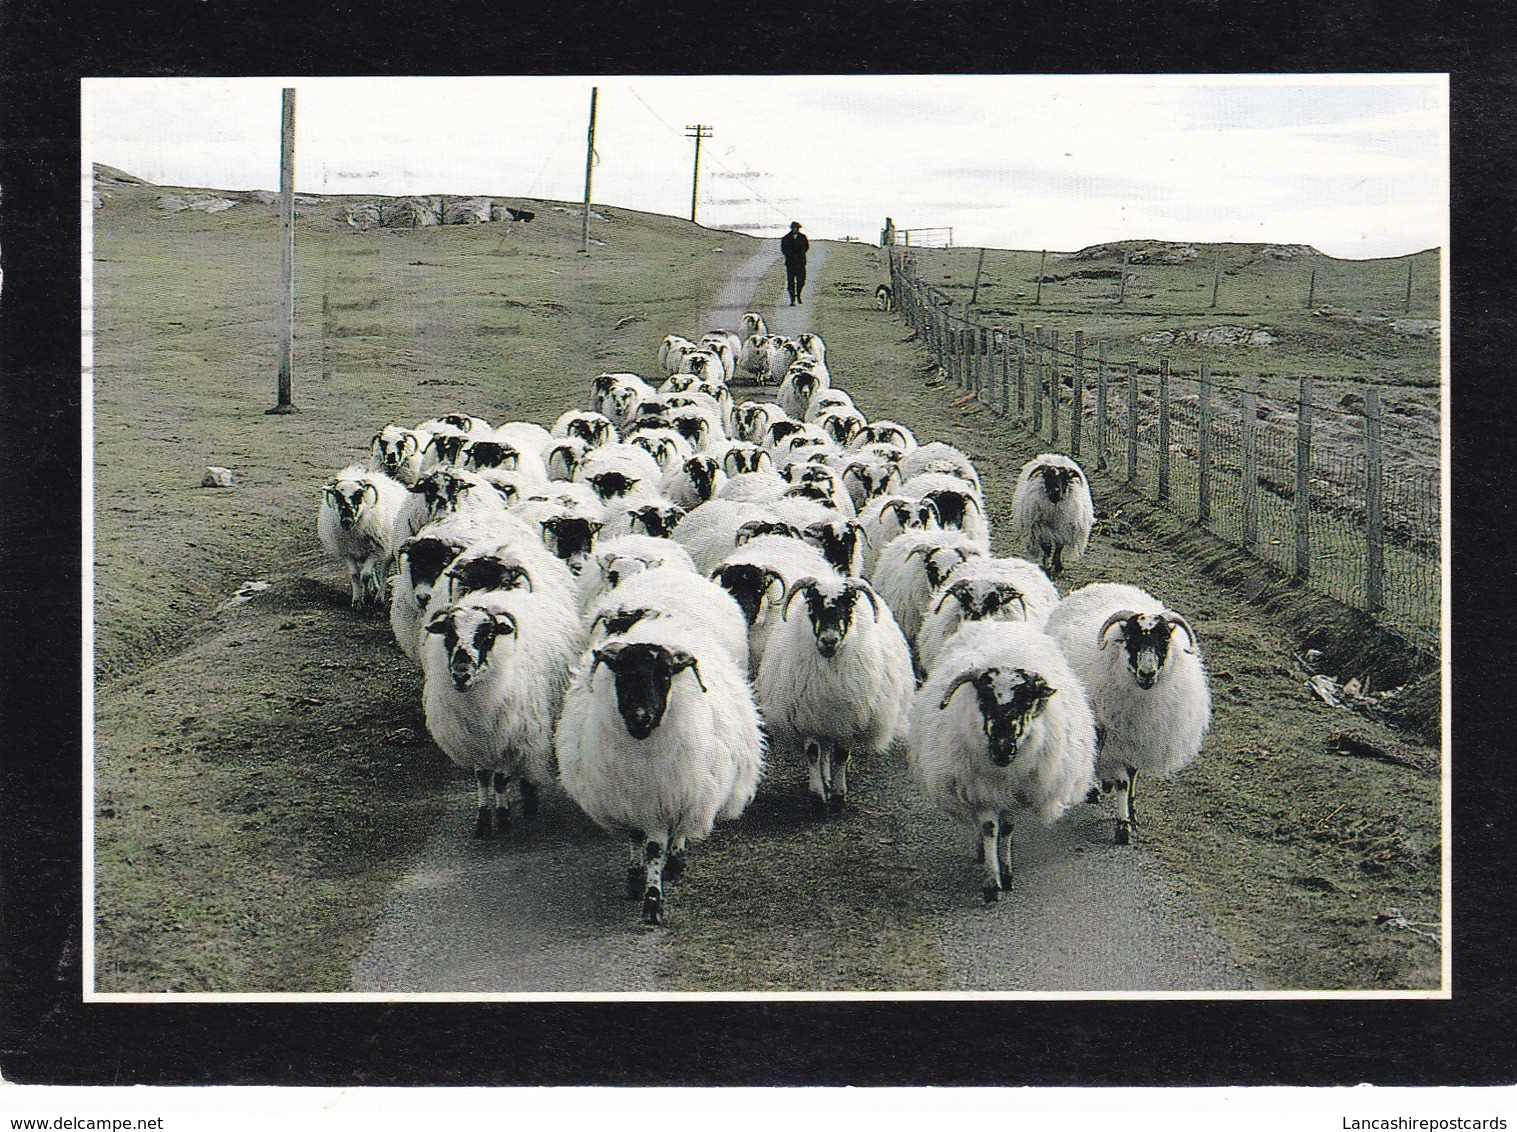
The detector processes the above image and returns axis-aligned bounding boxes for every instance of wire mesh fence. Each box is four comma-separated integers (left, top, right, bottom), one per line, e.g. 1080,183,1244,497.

891,253,1441,651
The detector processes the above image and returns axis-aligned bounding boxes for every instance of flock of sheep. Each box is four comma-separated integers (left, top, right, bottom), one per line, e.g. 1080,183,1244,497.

317,312,1212,923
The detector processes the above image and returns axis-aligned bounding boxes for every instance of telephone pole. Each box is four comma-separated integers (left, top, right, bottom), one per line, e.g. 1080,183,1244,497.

581,87,599,254
685,124,712,223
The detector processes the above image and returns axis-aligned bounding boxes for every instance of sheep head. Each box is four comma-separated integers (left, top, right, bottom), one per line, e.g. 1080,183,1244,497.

1034,461,1083,504
401,536,468,606
445,551,534,603
804,520,866,576
783,577,879,659
587,470,641,501
934,578,1027,621
325,479,378,529
541,515,603,573
425,604,518,690
463,440,519,471
907,542,975,589
1098,609,1197,689
736,520,802,546
628,502,685,538
938,666,1056,767
710,563,785,625
590,640,706,741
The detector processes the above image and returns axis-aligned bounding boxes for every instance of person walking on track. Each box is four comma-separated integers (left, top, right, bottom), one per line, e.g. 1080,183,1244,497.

781,221,810,305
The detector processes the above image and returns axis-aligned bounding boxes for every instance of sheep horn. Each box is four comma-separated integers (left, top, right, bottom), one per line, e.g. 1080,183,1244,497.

782,577,820,619
939,670,981,711
400,432,419,457
1098,610,1140,649
963,493,983,515
852,581,881,621
669,650,708,694
1161,611,1198,651
906,543,932,562
996,583,1028,620
918,497,943,527
361,482,378,507
761,568,787,605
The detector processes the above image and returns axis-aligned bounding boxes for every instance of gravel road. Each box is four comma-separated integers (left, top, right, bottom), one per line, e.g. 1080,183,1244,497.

350,240,1251,994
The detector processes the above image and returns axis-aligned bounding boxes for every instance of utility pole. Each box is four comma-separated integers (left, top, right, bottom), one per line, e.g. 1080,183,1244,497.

581,86,599,254
268,87,298,415
685,124,712,224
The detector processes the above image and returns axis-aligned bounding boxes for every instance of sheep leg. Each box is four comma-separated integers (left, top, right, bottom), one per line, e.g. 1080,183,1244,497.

1112,768,1134,845
805,738,829,815
626,832,644,900
1050,545,1065,577
979,814,1002,903
997,810,1014,889
828,743,851,815
347,563,365,609
1126,766,1139,827
520,779,539,818
472,769,493,839
642,832,669,926
493,771,512,836
665,835,687,885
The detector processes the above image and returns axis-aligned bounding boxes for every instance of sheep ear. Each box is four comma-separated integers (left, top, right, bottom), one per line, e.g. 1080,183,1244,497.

668,650,708,693
423,612,451,635
492,611,518,636
591,641,626,673
588,519,605,535
1098,610,1139,649
939,670,979,711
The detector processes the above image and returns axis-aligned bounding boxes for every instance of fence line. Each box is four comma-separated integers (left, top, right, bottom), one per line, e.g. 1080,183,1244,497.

889,253,1440,650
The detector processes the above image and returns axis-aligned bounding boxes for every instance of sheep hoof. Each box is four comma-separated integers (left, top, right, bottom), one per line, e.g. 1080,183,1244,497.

1084,787,1102,805
664,852,686,885
626,866,644,900
641,889,666,926
982,884,1000,905
1114,822,1131,846
495,806,512,836
521,782,539,818
473,809,493,839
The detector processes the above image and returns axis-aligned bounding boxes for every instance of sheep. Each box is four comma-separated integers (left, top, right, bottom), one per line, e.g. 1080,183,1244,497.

460,437,549,487
734,401,788,445
702,328,743,361
898,471,990,550
1010,453,1095,578
318,466,411,609
697,335,738,381
717,470,791,506
898,441,982,492
603,375,658,430
552,409,619,449
716,439,774,477
804,389,856,423
665,405,726,454
1042,583,1211,846
741,312,767,339
766,338,802,384
672,498,781,575
556,619,765,924
532,507,607,576
369,425,431,485
738,335,772,383
577,533,700,613
573,443,664,506
852,420,918,452
914,555,1062,676
584,564,750,672
421,587,585,838
782,462,856,518
777,362,831,421
678,349,726,384
711,535,837,675
658,335,698,376
796,331,826,363
393,466,514,549
908,621,1098,902
870,529,986,645
389,510,538,663
838,454,902,512
814,406,868,448
756,575,913,816
546,437,591,482
624,424,693,472
802,517,868,578
417,412,492,438
416,422,471,469
615,497,688,539
858,494,943,578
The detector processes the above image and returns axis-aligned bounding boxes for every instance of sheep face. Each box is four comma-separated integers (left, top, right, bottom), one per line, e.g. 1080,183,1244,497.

785,578,880,659
428,432,470,466
401,536,467,607
444,552,534,603
547,440,587,480
1099,611,1197,690
679,455,721,501
669,413,711,449
567,415,615,447
592,641,706,741
735,520,801,546
844,461,897,501
1035,462,1083,504
767,419,805,448
371,428,422,478
324,480,378,530
908,543,973,590
804,520,865,576
723,445,769,476
628,503,685,538
463,439,520,472
939,667,1056,767
425,605,518,691
922,488,979,530
935,578,1027,622
541,515,603,574
711,563,784,625
587,471,642,502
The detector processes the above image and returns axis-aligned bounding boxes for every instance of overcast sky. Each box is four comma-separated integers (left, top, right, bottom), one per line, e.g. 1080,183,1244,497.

84,74,1446,259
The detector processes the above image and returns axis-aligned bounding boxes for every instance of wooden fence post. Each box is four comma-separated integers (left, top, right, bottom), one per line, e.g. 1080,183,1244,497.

1070,330,1084,458
970,246,986,306
1197,362,1212,525
1365,386,1384,612
1295,375,1313,580
1095,340,1108,470
1032,326,1045,434
1241,379,1259,551
1404,258,1413,314
1048,330,1061,446
1211,249,1222,309
1307,256,1317,309
1016,324,1027,418
1157,358,1170,501
1118,247,1131,306
1035,249,1047,306
1126,362,1139,482
269,86,298,414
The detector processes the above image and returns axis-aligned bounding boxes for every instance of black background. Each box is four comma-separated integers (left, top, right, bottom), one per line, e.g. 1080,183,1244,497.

2,0,1513,1087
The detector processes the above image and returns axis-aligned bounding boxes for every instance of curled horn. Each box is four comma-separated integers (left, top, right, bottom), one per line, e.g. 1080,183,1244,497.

370,430,385,449
918,496,943,527
400,432,419,457
851,580,881,621
939,669,982,711
906,543,933,563
589,640,627,681
761,567,786,605
361,482,378,507
490,610,518,636
934,579,973,615
1098,609,1140,649
1161,611,1199,651
883,499,912,526
963,493,984,515
669,650,708,694
782,576,820,618
994,582,1028,620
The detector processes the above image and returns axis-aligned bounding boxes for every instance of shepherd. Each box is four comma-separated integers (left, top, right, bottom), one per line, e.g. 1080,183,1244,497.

781,221,810,306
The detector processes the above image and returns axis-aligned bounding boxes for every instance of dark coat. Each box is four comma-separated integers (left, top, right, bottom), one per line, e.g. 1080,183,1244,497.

781,230,810,264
